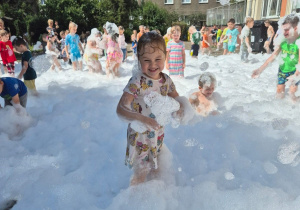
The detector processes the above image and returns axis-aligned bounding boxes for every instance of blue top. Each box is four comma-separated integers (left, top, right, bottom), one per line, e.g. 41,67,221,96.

132,40,137,53
65,34,81,57
226,28,239,47
0,77,27,101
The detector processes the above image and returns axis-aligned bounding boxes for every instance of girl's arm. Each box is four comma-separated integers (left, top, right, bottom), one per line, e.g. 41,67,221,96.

252,47,281,78
117,92,160,130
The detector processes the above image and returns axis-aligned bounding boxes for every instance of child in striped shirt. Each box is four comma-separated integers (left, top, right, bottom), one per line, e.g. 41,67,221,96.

166,25,185,77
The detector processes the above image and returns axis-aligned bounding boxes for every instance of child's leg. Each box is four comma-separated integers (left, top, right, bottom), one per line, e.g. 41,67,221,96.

6,63,15,76
53,57,62,70
78,61,83,71
113,63,120,77
289,85,298,101
72,61,78,70
130,167,150,186
276,84,285,98
95,60,103,73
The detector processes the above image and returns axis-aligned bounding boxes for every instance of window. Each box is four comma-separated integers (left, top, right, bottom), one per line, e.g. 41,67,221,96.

199,0,208,3
165,0,174,4
262,0,282,18
182,0,191,3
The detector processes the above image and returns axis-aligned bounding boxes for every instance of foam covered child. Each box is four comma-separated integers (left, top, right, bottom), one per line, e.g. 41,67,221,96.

116,32,183,186
189,72,220,116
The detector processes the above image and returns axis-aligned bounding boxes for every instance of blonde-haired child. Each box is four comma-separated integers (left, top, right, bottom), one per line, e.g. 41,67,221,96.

240,17,254,62
117,32,183,185
65,22,84,71
166,25,186,77
163,27,172,47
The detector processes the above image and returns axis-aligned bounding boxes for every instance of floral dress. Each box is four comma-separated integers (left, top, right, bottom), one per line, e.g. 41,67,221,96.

124,72,176,169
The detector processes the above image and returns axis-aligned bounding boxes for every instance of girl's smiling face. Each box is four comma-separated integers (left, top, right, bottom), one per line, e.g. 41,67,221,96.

139,45,165,80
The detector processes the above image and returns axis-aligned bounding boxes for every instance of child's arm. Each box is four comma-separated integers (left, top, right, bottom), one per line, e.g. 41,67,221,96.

17,61,28,79
204,39,210,46
117,92,160,130
252,47,281,78
168,90,184,117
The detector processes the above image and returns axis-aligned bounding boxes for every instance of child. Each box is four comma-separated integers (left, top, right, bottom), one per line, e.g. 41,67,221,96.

118,26,127,62
46,34,62,71
163,27,172,47
166,25,185,77
211,25,218,47
252,14,300,101
137,25,145,42
202,28,211,55
220,18,239,54
131,34,137,60
116,32,182,185
189,72,218,116
39,33,48,54
46,19,55,35
12,37,38,96
83,28,103,74
0,30,17,76
65,22,84,71
0,77,27,112
133,30,137,40
145,26,150,33
189,26,201,58
240,17,254,62
200,25,206,47
59,31,68,65
264,20,275,54
105,22,122,77
216,25,222,51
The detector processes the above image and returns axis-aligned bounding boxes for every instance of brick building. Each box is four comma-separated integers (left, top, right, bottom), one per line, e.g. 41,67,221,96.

139,0,221,25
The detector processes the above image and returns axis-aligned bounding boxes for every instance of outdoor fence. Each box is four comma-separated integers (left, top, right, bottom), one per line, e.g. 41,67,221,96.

206,1,247,26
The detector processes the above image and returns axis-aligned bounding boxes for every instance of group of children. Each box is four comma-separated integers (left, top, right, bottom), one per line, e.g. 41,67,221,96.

116,13,300,187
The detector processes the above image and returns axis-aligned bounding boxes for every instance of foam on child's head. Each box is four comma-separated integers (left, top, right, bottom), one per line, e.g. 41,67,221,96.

137,31,166,58
198,72,216,88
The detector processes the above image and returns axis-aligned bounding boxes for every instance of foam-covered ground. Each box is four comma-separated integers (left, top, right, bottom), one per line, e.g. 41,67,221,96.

1,52,300,210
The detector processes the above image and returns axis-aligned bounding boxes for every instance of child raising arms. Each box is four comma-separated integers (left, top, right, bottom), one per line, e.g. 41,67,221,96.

116,32,182,185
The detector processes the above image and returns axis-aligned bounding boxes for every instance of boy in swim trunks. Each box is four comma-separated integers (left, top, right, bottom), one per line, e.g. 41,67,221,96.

65,22,84,71
252,14,300,101
264,20,275,54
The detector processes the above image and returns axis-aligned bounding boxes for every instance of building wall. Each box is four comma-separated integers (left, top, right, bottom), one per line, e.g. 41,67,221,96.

246,0,293,21
144,0,221,16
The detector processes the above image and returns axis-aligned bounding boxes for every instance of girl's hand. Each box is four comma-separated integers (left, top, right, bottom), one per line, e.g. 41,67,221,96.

252,69,262,78
182,63,185,68
143,116,160,130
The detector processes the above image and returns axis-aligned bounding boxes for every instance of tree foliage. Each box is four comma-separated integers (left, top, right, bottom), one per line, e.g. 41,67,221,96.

0,0,200,43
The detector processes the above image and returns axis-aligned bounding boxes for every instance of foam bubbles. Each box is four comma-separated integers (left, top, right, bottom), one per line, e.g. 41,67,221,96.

277,142,300,165
183,138,198,147
224,172,235,180
199,62,209,71
263,162,278,174
271,118,289,130
81,121,90,129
